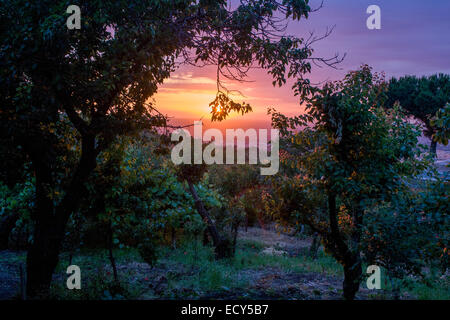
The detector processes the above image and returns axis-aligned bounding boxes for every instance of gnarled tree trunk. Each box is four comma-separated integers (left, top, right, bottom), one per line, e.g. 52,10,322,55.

26,135,98,298
430,139,437,157
424,122,437,157
327,190,362,300
187,181,231,259
343,256,362,300
26,216,65,298
309,232,320,259
26,147,61,298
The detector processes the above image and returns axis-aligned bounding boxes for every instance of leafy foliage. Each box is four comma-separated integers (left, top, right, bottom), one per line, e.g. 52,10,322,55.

1,0,334,295
269,65,441,299
431,103,450,146
0,178,35,249
386,74,449,153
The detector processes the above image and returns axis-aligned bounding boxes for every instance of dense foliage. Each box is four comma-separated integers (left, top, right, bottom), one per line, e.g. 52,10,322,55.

1,0,331,297
386,74,450,155
1,1,448,301
269,65,448,299
431,103,450,146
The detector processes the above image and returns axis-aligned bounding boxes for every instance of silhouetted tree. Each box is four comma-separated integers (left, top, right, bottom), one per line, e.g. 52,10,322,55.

387,74,450,155
1,0,339,297
271,66,427,300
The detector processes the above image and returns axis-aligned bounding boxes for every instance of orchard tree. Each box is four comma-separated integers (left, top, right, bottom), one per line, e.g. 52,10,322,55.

173,136,232,259
386,74,450,155
431,103,450,146
271,65,427,299
1,0,339,297
208,164,262,249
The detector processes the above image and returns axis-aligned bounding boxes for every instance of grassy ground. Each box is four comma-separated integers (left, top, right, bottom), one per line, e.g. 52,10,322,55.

0,227,448,300
48,238,347,300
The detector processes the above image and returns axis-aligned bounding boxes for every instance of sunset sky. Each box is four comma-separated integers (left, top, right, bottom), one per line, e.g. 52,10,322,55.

154,0,450,128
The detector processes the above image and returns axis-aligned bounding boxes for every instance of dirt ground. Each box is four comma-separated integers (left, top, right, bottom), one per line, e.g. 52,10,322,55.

0,226,393,300
134,226,396,300
237,225,311,254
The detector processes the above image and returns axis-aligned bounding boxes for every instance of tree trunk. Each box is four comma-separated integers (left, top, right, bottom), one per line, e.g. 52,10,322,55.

424,122,437,157
202,228,209,246
26,157,64,298
231,221,239,255
309,232,320,259
343,257,362,300
430,139,437,157
171,227,177,249
327,190,362,300
187,181,231,259
26,217,64,298
26,134,98,298
107,221,119,283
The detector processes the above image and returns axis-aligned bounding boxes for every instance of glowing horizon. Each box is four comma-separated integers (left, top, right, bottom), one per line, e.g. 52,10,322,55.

154,0,450,126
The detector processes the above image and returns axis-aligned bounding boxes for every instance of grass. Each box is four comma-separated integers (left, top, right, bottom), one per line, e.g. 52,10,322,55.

48,238,344,299
51,248,146,300
399,274,450,300
20,237,444,300
410,279,450,300
161,238,341,276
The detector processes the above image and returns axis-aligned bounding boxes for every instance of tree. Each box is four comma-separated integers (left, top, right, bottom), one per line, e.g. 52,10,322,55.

361,179,449,294
1,0,337,297
271,65,427,299
431,103,450,146
208,163,262,250
386,74,450,156
173,137,232,259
